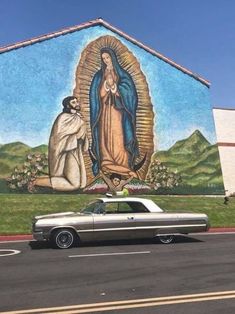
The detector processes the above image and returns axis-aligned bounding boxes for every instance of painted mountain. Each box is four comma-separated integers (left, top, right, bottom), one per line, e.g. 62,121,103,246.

152,130,224,194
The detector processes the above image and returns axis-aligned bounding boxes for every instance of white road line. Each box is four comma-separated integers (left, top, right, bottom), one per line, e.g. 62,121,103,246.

69,251,151,258
0,249,21,257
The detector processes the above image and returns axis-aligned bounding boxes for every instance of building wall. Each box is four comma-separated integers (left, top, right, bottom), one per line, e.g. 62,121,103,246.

0,24,223,194
213,108,235,195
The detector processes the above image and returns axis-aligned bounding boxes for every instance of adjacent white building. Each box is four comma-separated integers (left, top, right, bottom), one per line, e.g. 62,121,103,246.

213,108,235,195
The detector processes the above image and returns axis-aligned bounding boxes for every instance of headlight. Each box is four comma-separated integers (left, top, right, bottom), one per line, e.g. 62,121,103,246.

32,221,42,232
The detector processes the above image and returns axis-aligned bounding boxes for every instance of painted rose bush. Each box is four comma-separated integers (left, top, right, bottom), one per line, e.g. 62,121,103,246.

146,159,182,190
7,153,48,192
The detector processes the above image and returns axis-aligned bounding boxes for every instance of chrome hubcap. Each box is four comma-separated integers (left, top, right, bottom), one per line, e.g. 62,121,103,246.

56,231,73,248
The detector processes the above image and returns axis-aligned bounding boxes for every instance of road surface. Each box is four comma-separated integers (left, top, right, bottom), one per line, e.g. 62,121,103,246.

0,233,235,313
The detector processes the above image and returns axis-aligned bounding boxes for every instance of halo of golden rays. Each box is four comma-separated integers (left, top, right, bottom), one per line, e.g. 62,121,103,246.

73,35,154,184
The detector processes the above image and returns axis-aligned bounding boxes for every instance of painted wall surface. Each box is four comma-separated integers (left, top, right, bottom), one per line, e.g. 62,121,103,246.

213,108,235,195
0,24,224,194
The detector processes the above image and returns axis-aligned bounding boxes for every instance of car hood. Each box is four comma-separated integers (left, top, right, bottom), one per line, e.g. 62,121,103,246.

35,212,75,220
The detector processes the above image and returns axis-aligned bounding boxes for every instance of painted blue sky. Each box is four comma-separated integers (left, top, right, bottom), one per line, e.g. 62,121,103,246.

0,24,215,150
1,0,234,109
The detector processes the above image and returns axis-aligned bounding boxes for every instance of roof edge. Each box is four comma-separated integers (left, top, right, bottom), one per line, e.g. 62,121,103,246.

0,18,210,87
213,107,235,111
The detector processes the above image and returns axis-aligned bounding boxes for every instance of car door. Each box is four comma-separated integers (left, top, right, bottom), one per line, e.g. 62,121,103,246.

125,201,156,239
93,201,136,241
134,204,179,238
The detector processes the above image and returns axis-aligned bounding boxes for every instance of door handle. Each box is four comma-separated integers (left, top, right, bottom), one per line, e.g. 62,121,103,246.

127,216,134,220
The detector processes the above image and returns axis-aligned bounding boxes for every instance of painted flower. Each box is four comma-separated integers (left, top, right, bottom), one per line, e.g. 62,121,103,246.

27,154,33,160
17,182,23,188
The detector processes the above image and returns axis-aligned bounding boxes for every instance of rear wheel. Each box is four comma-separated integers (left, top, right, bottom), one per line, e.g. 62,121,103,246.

52,229,76,249
158,235,174,244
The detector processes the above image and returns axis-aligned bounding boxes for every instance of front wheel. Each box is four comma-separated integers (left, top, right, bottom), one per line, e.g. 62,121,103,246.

158,235,175,244
52,229,76,249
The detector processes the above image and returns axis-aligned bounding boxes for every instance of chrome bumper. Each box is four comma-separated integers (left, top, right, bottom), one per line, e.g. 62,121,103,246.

33,231,45,241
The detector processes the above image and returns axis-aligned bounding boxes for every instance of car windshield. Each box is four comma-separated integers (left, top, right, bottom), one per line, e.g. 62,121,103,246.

80,201,103,214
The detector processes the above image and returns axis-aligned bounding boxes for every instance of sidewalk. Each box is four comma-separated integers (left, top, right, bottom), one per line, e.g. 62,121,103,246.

1,228,235,242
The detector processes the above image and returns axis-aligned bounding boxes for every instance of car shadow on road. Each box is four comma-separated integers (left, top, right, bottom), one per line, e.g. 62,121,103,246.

29,240,52,250
29,235,203,250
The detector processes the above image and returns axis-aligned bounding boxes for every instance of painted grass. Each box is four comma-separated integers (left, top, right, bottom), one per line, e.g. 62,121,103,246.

0,194,234,235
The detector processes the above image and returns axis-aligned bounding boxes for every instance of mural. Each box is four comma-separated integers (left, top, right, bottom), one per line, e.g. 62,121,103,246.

0,23,224,194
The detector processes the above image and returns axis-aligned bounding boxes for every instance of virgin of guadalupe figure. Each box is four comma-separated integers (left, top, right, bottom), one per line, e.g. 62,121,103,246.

89,47,139,178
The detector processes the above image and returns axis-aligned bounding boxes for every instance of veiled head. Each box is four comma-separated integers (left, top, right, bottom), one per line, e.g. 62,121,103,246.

100,48,119,70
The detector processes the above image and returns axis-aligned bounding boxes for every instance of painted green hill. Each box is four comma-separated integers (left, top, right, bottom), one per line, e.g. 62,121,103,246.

153,130,224,189
0,142,31,156
169,130,210,155
0,132,224,195
0,142,48,178
31,144,48,154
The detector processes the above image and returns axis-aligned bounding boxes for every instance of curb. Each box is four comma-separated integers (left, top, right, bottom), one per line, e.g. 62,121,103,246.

0,228,235,242
207,227,235,233
0,235,33,242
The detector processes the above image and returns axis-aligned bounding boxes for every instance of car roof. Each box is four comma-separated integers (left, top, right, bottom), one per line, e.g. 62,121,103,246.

96,197,163,213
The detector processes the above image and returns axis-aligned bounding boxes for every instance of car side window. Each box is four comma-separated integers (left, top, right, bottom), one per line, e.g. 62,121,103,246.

117,202,135,213
103,202,149,214
127,202,149,213
82,201,102,213
103,203,118,214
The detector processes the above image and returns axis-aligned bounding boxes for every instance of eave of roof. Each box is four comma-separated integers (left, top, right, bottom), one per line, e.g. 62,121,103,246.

213,107,235,111
0,18,210,87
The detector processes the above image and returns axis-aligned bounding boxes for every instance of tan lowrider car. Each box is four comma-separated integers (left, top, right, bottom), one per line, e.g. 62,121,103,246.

32,197,210,249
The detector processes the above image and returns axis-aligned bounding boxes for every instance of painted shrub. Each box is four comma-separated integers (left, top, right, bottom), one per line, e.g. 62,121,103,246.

0,21,224,194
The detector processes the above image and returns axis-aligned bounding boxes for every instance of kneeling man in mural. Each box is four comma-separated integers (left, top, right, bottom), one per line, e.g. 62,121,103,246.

33,96,89,191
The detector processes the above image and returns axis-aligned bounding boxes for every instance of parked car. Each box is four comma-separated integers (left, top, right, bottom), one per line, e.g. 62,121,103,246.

32,197,210,249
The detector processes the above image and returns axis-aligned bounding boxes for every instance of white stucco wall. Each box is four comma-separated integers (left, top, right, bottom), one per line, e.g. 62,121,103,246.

213,108,235,195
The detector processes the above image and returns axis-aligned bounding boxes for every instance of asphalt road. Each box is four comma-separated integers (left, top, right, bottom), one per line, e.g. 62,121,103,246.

0,233,235,314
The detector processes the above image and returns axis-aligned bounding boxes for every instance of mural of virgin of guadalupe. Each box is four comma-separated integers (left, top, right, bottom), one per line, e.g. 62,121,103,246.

89,47,139,178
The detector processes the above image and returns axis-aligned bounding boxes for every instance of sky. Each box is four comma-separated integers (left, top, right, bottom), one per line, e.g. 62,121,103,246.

0,0,234,111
